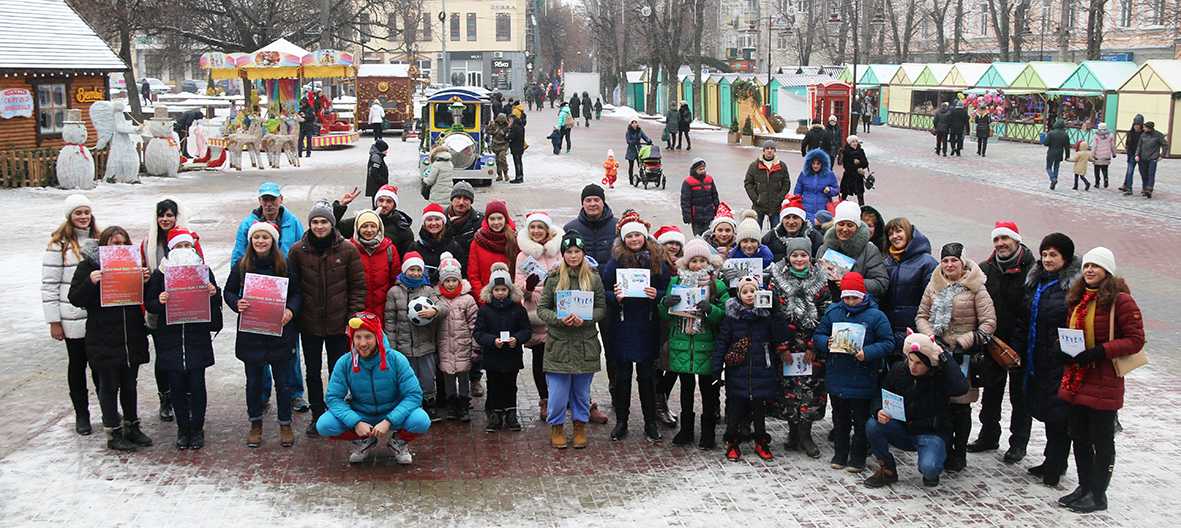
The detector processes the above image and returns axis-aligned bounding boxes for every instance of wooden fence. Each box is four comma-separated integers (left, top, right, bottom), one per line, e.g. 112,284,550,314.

0,148,110,188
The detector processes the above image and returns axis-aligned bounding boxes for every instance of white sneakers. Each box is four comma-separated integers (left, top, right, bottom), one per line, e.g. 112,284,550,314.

389,437,413,464
348,437,378,463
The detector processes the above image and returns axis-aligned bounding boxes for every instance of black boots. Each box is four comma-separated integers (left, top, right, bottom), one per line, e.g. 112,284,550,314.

458,397,471,422
124,419,153,447
504,408,522,432
610,419,629,441
644,421,663,443
783,422,799,451
485,410,503,432
698,414,717,450
107,427,138,451
70,391,92,435
158,392,174,422
944,404,971,472
655,394,678,428
175,427,190,450
797,422,821,458
672,412,695,446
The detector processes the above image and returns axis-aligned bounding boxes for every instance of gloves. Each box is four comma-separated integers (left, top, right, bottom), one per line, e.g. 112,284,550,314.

721,266,740,283
1064,346,1105,364
662,294,682,308
525,274,541,292
695,299,711,315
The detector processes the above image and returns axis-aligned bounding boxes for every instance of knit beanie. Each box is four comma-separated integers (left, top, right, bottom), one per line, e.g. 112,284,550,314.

689,158,706,176
308,199,335,224
736,209,761,242
488,262,513,288
780,194,806,220
561,231,586,253
709,201,736,231
784,237,813,258
833,200,862,226
438,251,463,282
401,251,425,273
814,210,834,226
991,220,1021,243
839,272,867,300
616,209,649,238
374,184,399,207
653,225,685,245
347,312,387,372
421,202,447,224
581,183,606,202
450,181,475,201
1082,246,1117,275
1039,232,1075,260
485,199,509,220
354,209,383,233
63,194,92,218
736,275,761,293
677,238,722,269
247,220,280,243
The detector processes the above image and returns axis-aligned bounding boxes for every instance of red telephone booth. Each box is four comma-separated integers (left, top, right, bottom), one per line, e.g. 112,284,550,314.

808,81,853,148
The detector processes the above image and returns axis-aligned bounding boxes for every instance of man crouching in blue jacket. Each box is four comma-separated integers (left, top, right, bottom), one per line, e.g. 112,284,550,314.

316,311,431,464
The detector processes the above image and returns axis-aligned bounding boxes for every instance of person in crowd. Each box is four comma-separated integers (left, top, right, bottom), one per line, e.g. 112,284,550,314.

141,79,152,105
861,205,888,258
1057,247,1145,513
468,200,518,299
602,149,619,189
677,102,693,150
1070,141,1094,191
422,148,457,203
556,101,573,153
815,272,894,472
569,94,581,124
581,92,593,127
864,330,969,488
881,217,938,362
367,99,384,140
145,228,222,449
814,210,834,232
507,114,526,184
225,220,300,449
1044,118,1070,190
475,263,532,432
333,184,414,256
1091,123,1116,188
743,141,791,230
801,118,832,157
547,126,564,156
538,232,608,448
974,106,992,157
793,149,840,221
653,225,686,428
594,98,603,120
486,114,510,183
602,211,669,443
817,201,890,303
715,276,785,461
839,136,869,206
444,182,483,271
385,251,445,421
681,159,719,236
232,183,304,266
43,195,100,436
663,103,680,149
1136,121,1167,199
933,102,951,156
316,312,430,465
860,98,873,134
514,211,565,421
728,210,774,269
625,120,653,181
970,221,1036,463
68,226,152,452
366,140,389,197
948,101,969,157
767,237,830,458
824,115,842,160
1013,233,1080,487
915,242,996,473
1119,115,1144,195
763,195,824,261
348,209,399,317
435,252,478,422
298,100,318,158
702,203,739,257
289,200,366,435
415,203,462,284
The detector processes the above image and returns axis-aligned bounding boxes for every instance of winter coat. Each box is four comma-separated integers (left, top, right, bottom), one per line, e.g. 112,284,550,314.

1013,258,1080,423
415,229,463,284
948,106,970,135
1091,130,1116,165
224,257,301,364
1137,129,1167,161
839,145,869,196
467,229,516,300
861,205,887,253
333,202,416,258
701,228,737,258
974,114,992,138
1044,119,1070,162
1070,148,1092,175
979,245,1035,345
1125,115,1144,160
678,105,693,132
474,294,532,373
625,127,652,161
42,239,91,339
762,223,824,263
563,204,617,266
436,282,478,375
349,237,399,317
815,296,894,400
1058,290,1145,411
727,244,775,269
767,262,830,355
744,156,792,217
67,248,149,370
882,228,938,352
712,299,786,400
384,282,446,358
824,124,841,158
366,145,389,197
324,339,422,428
933,108,951,133
287,232,366,336
581,95,593,118
537,266,608,374
801,124,831,157
144,267,223,371
658,276,729,375
569,98,581,118
664,109,680,134
488,119,509,152
915,259,996,403
422,157,457,206
680,173,720,225
817,223,890,302
514,225,565,345
508,120,526,154
231,207,304,266
879,355,969,435
600,247,670,363
557,105,572,128
443,208,483,269
792,150,840,220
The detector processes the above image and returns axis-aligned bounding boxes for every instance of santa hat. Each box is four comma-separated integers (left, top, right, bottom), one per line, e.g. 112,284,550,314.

709,202,737,231
166,227,197,250
374,184,399,207
839,272,867,300
524,210,553,230
247,220,280,243
438,251,463,282
488,262,513,288
780,194,806,220
63,194,92,218
616,209,649,238
676,238,723,269
1082,246,1117,275
422,202,447,224
347,312,387,372
653,225,685,245
833,200,862,226
991,220,1022,243
736,209,761,242
401,251,425,273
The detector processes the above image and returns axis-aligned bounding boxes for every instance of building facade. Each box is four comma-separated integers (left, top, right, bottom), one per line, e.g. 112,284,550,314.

716,0,817,73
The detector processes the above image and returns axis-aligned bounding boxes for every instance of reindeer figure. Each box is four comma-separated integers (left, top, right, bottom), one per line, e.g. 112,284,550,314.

228,116,264,171
282,114,302,167
262,114,286,168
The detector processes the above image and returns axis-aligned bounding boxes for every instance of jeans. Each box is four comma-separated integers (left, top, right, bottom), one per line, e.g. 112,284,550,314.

977,366,1030,449
530,344,548,399
755,211,779,231
299,131,314,156
1123,157,1137,190
1046,158,1062,184
561,127,571,151
546,372,594,424
65,338,99,414
407,353,438,401
724,396,767,442
316,407,431,438
245,358,292,424
301,334,349,416
485,369,519,411
1138,159,1158,190
1068,405,1118,498
96,365,139,428
260,341,304,403
831,395,871,466
865,418,947,480
613,358,656,423
166,368,207,432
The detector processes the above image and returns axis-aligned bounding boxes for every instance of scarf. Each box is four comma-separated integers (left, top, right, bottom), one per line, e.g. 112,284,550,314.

675,268,714,334
309,231,334,253
354,233,382,252
475,225,508,253
789,266,810,279
438,281,464,299
447,206,474,227
769,262,827,329
1023,277,1060,383
993,249,1022,273
397,272,429,289
1062,289,1099,393
888,245,906,262
930,280,967,338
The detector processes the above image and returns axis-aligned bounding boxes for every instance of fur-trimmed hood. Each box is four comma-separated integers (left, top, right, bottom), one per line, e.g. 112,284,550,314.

479,279,523,304
516,223,564,260
802,148,833,174
822,222,871,258
930,258,986,294
1026,256,1082,291
725,297,770,320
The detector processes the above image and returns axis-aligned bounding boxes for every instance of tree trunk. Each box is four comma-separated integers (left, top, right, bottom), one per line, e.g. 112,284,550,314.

1057,0,1071,59
691,0,705,118
953,0,963,60
1085,0,1105,59
1012,1,1028,60
116,7,143,122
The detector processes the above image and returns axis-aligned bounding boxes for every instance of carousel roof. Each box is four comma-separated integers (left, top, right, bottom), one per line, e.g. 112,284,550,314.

0,0,126,71
254,38,310,58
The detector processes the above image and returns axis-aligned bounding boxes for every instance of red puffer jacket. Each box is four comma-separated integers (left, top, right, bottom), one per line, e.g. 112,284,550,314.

350,237,400,317
467,236,514,303
1058,292,1145,411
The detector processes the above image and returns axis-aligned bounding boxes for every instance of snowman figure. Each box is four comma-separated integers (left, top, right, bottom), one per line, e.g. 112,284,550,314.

144,106,180,177
55,109,96,190
89,100,141,183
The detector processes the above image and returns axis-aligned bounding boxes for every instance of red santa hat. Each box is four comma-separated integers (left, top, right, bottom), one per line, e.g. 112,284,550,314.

374,184,399,207
524,210,553,230
709,201,737,231
616,209,650,238
166,227,197,250
401,251,425,274
991,220,1021,243
653,225,685,245
839,272,867,300
347,311,387,372
780,194,806,220
422,202,447,224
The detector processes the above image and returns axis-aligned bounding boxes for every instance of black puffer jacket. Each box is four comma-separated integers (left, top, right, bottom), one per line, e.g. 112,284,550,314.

415,228,464,282
145,268,223,371
980,245,1035,344
878,354,968,435
67,246,149,370
474,296,532,372
882,228,937,353
1013,257,1080,424
224,258,301,364
801,124,831,157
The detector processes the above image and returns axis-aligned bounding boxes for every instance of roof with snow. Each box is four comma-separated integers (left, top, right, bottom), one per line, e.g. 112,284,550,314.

0,0,126,71
254,38,310,58
1118,59,1181,93
1059,61,1139,92
626,71,645,83
358,64,410,77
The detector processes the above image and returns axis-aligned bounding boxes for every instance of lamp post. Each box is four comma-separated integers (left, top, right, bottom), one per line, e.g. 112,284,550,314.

830,1,885,110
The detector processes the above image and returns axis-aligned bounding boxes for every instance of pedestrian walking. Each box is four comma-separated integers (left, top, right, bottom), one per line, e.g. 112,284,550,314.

141,79,151,105
1091,123,1116,188
677,102,693,150
680,158,719,236
507,115,526,183
556,102,573,153
298,101,317,158
839,135,870,206
860,98,873,133
1119,115,1144,195
625,120,653,181
474,263,532,432
581,92,593,127
602,149,620,189
663,103,680,149
1043,119,1070,189
933,102,950,156
366,140,389,197
368,99,385,140
793,149,840,221
801,119,832,157
744,141,792,229
1136,121,1167,199
594,98,603,120
974,108,992,157
948,101,969,157
487,114,510,182
1070,141,1094,191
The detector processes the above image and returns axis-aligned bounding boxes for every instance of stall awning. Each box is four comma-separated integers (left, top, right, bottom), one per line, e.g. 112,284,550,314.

1046,90,1104,98
910,87,961,92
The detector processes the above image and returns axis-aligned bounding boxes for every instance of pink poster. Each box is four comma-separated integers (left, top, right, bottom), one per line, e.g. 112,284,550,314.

240,273,288,337
164,265,211,325
99,245,143,307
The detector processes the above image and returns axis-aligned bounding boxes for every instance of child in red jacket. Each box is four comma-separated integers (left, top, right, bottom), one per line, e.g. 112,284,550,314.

602,149,619,189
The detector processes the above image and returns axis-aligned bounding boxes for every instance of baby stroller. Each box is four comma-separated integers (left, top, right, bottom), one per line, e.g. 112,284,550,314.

631,144,666,189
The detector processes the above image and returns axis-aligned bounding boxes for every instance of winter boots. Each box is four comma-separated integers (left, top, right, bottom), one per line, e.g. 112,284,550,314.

70,391,92,436
176,426,190,450
448,396,471,422
189,428,205,450
671,412,695,446
279,424,294,447
1073,174,1091,191
698,414,717,450
571,421,589,449
783,422,799,451
725,441,741,461
106,426,138,452
158,391,174,422
796,422,821,458
753,435,774,461
588,402,609,424
425,398,443,423
247,421,263,448
124,419,153,448
485,410,503,432
944,404,971,472
503,408,522,431
863,457,899,488
550,425,568,449
655,394,678,428
644,421,663,444
610,419,629,441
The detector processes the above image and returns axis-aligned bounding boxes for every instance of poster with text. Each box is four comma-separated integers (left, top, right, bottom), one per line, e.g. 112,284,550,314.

99,245,143,307
555,290,594,320
164,265,211,325
616,268,651,298
240,273,288,337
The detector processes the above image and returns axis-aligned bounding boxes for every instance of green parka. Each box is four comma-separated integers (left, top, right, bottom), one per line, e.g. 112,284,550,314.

537,266,607,374
658,276,729,375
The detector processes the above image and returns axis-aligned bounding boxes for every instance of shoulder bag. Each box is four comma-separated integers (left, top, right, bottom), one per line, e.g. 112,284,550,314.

1110,305,1147,377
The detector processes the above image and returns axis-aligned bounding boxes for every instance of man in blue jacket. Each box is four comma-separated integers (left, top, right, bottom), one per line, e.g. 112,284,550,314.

316,312,430,464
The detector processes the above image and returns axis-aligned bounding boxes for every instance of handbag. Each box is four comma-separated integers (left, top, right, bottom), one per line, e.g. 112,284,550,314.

987,335,1021,369
724,337,750,367
864,171,876,190
1108,305,1147,377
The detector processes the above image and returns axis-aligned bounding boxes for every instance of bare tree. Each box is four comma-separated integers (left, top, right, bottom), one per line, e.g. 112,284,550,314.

582,0,625,99
884,0,921,62
70,0,160,120
787,0,820,65
1083,0,1107,59
985,0,1015,60
953,0,964,59
924,0,954,61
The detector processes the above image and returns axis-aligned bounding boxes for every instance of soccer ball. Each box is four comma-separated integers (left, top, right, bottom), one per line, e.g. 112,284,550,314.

407,296,437,326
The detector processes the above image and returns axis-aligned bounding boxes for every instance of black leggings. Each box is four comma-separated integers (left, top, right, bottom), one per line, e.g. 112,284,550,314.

512,151,524,180
301,334,349,417
628,159,636,179
977,136,989,156
97,364,139,428
65,338,98,409
166,368,207,432
1069,405,1117,498
725,396,766,442
676,130,691,149
485,369,519,411
677,373,718,419
531,343,548,399
831,395,871,465
153,340,169,396
1094,164,1109,185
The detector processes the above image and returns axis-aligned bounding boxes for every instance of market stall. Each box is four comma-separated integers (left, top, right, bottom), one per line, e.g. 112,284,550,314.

989,62,1074,142
862,64,898,125
885,63,925,129
1052,61,1139,145
902,63,955,129
1115,59,1181,157
703,74,720,125
718,74,736,128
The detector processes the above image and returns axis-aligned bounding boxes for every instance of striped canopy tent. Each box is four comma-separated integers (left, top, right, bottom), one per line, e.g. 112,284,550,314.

198,52,250,80
941,63,990,88
976,62,1025,88
1053,61,1139,143
1115,59,1181,157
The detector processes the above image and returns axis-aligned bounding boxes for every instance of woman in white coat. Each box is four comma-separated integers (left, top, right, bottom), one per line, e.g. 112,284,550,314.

513,211,564,420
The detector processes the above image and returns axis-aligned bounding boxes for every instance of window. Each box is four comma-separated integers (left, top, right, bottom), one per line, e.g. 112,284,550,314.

1119,0,1132,27
388,14,399,40
466,13,477,41
980,3,989,34
1063,3,1074,29
450,13,460,41
1154,0,1166,24
776,34,789,49
358,13,371,43
37,83,67,136
416,58,431,79
421,14,431,41
496,13,511,41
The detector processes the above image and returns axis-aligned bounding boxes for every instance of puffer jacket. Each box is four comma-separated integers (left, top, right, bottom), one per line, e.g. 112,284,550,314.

817,223,890,302
514,224,565,345
916,259,996,403
1091,129,1116,165
67,244,149,370
680,168,719,225
712,299,786,400
224,257,301,364
384,281,446,358
762,222,824,262
1137,128,1168,161
324,337,422,427
42,239,91,339
288,231,366,336
879,355,969,436
474,291,532,373
1058,287,1145,411
350,236,399,318
1013,258,1080,423
625,127,651,161
600,243,671,363
815,295,894,400
537,266,607,374
563,204,617,266
333,201,416,257
801,124,831,157
882,228,938,352
727,243,775,269
658,276,729,375
792,149,840,220
422,155,457,206
664,108,680,134
144,266,223,371
436,281,478,375
744,156,792,216
416,228,464,284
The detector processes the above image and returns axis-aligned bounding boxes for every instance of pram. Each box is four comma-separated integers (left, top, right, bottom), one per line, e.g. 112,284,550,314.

631,144,666,189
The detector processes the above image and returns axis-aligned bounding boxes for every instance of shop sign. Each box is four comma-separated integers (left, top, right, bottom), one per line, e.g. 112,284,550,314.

1100,52,1133,62
74,86,105,104
1,88,34,119
492,59,512,69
